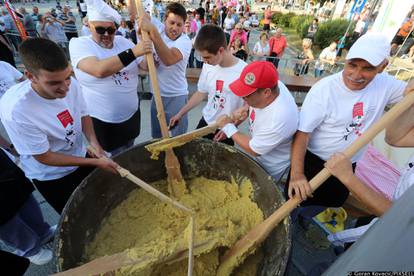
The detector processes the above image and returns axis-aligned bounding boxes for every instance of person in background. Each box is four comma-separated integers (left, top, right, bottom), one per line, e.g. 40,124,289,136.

230,36,247,61
19,8,36,37
58,5,78,41
391,14,414,56
306,18,318,41
117,19,130,38
314,41,337,77
263,5,272,32
31,6,41,27
228,22,247,50
253,32,270,61
0,28,15,67
268,27,287,68
294,38,314,76
42,13,69,57
80,16,91,36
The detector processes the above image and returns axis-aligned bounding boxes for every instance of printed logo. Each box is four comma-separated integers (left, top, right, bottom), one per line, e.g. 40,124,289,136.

212,80,226,110
343,102,364,141
112,71,130,85
57,109,76,147
57,110,74,128
244,73,255,85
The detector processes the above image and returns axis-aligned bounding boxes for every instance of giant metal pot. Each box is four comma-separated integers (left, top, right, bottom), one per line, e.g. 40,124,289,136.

54,139,291,275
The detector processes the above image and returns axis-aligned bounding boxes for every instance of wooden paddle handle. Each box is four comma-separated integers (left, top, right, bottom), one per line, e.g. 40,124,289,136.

135,0,169,138
87,146,193,214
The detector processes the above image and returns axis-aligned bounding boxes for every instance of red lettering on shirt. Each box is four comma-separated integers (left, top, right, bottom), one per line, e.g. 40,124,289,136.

353,102,364,118
250,109,255,123
57,110,74,128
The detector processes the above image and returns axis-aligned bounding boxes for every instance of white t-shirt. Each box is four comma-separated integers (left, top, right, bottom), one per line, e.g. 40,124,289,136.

316,47,337,70
155,30,192,97
0,61,22,98
69,35,142,123
299,72,406,162
0,79,88,181
198,59,247,124
393,155,414,200
249,82,299,181
253,41,270,59
224,17,235,32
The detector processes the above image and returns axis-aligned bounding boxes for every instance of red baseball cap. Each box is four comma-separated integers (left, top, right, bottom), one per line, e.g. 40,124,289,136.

229,61,279,97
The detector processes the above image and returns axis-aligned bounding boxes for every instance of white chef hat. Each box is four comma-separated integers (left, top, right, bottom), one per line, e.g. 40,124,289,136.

86,0,122,24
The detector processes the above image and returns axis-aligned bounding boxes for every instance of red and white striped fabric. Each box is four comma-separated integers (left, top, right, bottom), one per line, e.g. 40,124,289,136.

355,144,401,200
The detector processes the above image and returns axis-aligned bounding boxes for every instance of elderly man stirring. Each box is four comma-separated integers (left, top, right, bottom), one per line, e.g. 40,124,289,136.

69,0,152,155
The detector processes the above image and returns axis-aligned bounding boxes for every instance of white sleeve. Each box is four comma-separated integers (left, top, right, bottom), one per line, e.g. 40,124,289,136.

319,48,328,60
298,85,327,133
249,123,289,155
4,62,23,80
197,63,209,93
173,36,192,61
4,117,49,156
385,75,406,104
69,38,96,69
72,78,89,117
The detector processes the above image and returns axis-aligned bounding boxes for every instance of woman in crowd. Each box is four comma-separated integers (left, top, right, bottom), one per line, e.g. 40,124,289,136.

252,32,270,61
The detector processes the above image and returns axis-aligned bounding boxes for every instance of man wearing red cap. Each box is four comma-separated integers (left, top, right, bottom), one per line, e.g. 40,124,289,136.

216,61,298,181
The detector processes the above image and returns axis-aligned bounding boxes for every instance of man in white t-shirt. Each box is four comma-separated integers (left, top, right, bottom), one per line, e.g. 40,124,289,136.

223,8,235,34
0,61,24,98
324,80,414,215
139,2,192,138
169,24,246,145
69,0,152,155
288,33,407,211
0,38,118,214
217,61,298,181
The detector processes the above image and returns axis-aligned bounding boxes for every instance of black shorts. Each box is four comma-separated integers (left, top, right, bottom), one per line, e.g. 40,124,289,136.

285,150,356,207
392,35,405,46
263,23,270,31
196,117,234,146
91,108,141,152
33,165,94,214
0,150,34,225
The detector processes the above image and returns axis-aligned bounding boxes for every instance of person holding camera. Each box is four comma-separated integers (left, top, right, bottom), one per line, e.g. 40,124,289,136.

41,13,69,57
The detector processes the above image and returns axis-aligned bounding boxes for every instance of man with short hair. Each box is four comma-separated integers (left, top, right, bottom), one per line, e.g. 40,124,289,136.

138,2,192,138
216,61,298,181
0,38,119,214
58,5,78,40
288,33,408,211
31,6,41,27
268,27,286,68
18,7,36,37
70,0,152,154
169,24,247,145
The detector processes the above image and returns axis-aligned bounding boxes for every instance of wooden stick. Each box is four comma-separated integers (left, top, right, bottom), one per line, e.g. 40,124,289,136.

52,236,212,276
145,123,219,157
134,0,185,197
216,91,414,276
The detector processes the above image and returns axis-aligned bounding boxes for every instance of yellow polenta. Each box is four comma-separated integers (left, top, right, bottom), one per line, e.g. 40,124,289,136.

85,177,264,275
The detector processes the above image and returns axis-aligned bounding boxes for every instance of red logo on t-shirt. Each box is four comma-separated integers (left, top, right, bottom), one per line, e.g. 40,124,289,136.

216,80,224,93
249,109,255,122
353,102,364,118
57,110,74,128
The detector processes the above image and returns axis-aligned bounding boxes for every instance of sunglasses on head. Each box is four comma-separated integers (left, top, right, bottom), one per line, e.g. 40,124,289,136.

94,26,116,35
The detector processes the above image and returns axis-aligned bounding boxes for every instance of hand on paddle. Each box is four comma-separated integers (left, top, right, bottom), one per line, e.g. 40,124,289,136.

169,113,182,130
288,173,313,201
87,144,120,175
324,153,354,184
